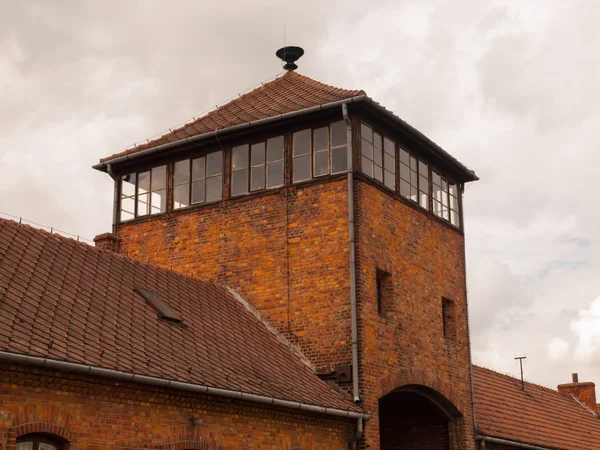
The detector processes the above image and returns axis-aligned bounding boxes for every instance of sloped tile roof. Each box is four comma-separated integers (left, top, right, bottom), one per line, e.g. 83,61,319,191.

0,218,363,414
473,365,600,449
100,71,364,162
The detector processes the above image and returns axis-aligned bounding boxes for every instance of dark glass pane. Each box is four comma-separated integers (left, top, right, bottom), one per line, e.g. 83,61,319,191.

331,121,347,147
206,175,222,201
433,183,442,202
410,185,418,202
251,166,265,191
384,137,394,155
374,132,382,149
400,148,410,165
293,154,311,182
191,180,205,203
232,145,249,171
137,193,149,216
400,164,410,181
16,443,34,450
151,189,167,213
374,164,383,182
232,169,249,196
293,129,311,156
384,153,395,173
441,178,448,191
409,156,417,170
361,122,372,143
374,147,383,166
267,136,284,162
418,161,428,177
174,183,189,209
400,180,411,198
384,170,395,190
138,171,150,193
361,139,373,159
331,147,348,174
152,165,167,190
449,184,458,197
433,200,442,216
121,174,135,196
314,127,328,151
411,169,418,185
174,160,190,185
192,157,205,180
432,171,441,187
419,175,428,195
361,157,373,177
267,160,284,187
251,142,265,166
314,150,329,176
207,151,222,177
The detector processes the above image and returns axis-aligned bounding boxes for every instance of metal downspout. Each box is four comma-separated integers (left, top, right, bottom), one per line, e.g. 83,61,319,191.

343,103,363,450
106,163,119,236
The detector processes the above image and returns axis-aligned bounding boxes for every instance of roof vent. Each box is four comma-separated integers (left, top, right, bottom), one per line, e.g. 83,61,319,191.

135,288,182,323
276,46,304,71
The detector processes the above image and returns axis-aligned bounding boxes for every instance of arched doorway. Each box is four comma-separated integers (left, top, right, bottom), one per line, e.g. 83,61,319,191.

379,385,462,450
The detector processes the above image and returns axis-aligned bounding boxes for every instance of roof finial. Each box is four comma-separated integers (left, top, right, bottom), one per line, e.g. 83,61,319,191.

276,46,304,71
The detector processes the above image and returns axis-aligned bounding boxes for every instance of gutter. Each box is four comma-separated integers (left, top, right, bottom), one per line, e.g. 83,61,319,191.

93,96,478,182
0,350,369,420
476,436,555,450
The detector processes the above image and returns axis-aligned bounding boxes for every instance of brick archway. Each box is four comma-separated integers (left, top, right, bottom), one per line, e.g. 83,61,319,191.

378,368,464,413
10,405,72,441
159,425,221,450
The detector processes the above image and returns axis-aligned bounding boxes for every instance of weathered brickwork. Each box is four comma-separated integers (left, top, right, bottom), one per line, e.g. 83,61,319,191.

354,179,475,450
118,179,353,372
116,176,476,449
0,364,352,450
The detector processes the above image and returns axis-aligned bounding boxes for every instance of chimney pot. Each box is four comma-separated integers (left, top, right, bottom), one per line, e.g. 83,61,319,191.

573,373,579,383
558,375,597,413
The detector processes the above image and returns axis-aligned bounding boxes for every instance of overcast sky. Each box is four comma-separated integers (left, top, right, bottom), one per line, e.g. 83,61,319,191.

2,0,599,390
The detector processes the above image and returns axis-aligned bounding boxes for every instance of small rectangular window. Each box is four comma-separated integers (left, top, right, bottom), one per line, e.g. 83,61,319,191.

172,151,222,210
376,269,393,316
120,165,167,220
231,137,285,196
442,298,456,341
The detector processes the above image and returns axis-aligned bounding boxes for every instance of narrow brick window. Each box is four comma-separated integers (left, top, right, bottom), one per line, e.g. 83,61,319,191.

442,298,456,341
376,270,393,316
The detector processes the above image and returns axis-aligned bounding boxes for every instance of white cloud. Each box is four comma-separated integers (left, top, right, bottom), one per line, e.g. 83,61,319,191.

548,337,570,362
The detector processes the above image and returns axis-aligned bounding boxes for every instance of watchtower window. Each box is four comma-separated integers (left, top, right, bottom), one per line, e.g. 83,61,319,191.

173,151,223,209
360,123,396,190
231,136,284,196
292,121,347,183
120,165,167,220
442,298,457,341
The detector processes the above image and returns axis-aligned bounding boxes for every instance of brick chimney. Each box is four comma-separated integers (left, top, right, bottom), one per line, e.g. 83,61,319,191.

93,233,121,252
558,373,598,413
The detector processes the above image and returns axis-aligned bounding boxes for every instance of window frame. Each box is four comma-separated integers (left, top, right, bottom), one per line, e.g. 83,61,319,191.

360,122,396,190
292,121,348,184
120,164,168,221
171,150,224,211
230,136,285,196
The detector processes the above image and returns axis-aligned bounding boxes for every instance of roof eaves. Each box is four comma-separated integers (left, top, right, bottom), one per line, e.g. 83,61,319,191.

0,350,369,419
476,435,560,450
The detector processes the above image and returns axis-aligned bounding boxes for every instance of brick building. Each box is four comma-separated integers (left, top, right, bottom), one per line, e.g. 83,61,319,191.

473,366,600,449
2,47,481,449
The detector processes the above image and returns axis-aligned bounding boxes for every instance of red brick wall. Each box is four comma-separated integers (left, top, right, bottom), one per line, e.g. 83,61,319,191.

0,364,352,450
118,180,352,371
354,180,476,450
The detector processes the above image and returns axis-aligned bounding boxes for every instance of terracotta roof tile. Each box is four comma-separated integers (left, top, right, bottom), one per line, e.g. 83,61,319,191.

473,365,600,449
100,71,364,163
0,218,363,415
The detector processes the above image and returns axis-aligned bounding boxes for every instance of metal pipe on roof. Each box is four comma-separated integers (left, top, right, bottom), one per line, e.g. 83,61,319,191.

476,436,554,450
0,350,370,420
92,95,477,182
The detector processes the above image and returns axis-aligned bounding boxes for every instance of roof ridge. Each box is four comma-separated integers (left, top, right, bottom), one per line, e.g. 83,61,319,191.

473,364,560,394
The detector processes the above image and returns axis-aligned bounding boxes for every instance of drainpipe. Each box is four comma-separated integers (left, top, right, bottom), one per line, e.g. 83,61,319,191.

343,103,363,449
106,163,119,236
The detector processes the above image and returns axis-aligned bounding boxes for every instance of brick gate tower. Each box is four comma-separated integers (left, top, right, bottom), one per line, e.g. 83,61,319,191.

94,47,478,450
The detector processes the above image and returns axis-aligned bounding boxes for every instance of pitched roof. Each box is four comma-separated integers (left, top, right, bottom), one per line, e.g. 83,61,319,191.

473,365,600,449
0,218,363,415
100,71,364,162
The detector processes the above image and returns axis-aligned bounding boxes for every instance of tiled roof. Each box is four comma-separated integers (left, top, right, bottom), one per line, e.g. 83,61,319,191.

473,365,600,449
0,218,363,414
100,71,364,162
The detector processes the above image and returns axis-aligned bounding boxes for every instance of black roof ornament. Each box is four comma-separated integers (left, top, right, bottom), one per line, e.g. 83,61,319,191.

276,46,304,71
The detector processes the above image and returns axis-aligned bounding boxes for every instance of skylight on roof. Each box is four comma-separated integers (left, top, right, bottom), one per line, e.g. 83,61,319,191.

135,288,182,323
